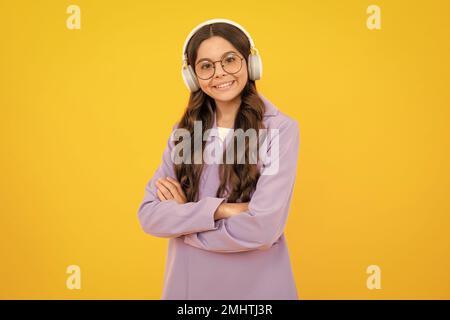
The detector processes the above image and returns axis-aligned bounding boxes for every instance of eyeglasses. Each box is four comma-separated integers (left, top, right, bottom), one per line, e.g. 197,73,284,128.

194,51,244,80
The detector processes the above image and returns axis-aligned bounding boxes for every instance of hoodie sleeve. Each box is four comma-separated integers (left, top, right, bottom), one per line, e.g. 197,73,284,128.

137,124,226,238
183,118,300,253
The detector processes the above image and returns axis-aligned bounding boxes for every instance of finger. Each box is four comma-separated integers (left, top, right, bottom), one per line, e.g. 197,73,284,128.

156,189,166,201
161,178,186,203
159,178,180,199
166,177,185,198
156,180,173,199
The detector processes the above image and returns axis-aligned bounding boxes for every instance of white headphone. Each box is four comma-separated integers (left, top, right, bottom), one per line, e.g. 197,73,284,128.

181,18,263,92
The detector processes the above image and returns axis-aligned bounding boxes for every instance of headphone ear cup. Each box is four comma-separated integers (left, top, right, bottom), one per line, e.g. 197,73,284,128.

181,64,200,92
247,53,263,80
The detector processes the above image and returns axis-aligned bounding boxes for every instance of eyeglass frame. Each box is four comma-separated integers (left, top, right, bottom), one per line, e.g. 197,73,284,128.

194,51,245,80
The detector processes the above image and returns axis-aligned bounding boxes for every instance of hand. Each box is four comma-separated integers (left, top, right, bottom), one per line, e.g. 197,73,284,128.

214,202,249,221
155,176,187,204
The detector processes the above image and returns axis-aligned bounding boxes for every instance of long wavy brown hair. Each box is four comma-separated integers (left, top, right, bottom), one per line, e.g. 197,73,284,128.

175,22,266,203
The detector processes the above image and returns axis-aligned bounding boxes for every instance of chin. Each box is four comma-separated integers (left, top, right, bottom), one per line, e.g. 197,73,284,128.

210,91,239,101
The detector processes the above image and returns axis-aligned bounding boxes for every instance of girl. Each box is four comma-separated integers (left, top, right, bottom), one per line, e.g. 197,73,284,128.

137,19,300,300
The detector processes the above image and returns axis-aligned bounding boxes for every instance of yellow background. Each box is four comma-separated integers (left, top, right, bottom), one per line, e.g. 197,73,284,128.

1,0,449,299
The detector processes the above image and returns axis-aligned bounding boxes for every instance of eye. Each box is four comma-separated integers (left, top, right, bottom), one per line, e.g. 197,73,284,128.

224,53,237,62
225,56,236,63
201,62,212,69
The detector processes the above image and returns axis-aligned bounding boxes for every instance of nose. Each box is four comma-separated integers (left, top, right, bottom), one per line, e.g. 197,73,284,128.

213,61,227,78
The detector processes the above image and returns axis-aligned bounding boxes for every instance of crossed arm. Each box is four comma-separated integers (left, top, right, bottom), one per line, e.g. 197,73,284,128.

154,176,249,221
137,119,300,252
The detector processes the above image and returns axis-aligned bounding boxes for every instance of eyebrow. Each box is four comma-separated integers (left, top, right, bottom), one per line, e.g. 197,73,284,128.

195,51,237,65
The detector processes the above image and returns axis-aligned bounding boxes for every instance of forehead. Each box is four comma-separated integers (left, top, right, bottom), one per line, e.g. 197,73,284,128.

195,36,238,63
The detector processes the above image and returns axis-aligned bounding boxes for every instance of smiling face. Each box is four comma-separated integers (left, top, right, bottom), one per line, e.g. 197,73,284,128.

194,36,248,103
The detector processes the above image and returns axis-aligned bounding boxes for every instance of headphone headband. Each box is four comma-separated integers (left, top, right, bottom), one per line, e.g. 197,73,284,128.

181,18,256,63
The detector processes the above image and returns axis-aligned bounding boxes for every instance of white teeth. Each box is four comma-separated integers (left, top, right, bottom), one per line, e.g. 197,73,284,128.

215,81,234,89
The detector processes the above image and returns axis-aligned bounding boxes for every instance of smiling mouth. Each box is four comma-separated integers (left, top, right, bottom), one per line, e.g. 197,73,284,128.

213,80,235,90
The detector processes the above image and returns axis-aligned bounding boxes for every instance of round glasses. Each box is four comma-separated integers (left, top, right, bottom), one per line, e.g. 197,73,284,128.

194,51,244,80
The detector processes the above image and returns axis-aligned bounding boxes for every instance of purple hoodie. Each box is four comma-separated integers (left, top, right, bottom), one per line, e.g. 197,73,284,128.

137,94,300,299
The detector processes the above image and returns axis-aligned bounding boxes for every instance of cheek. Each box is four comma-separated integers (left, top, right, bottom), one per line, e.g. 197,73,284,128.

198,79,211,93
236,62,248,82
236,69,248,88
